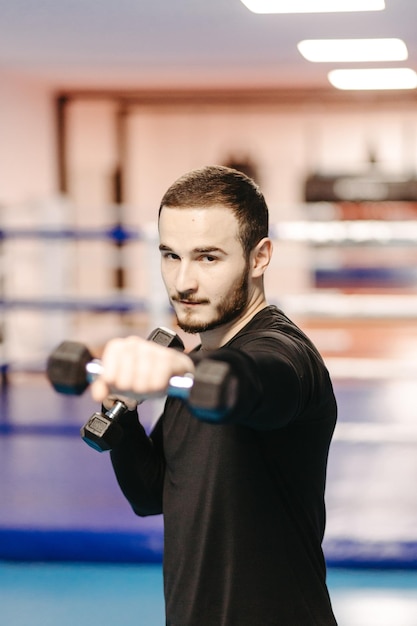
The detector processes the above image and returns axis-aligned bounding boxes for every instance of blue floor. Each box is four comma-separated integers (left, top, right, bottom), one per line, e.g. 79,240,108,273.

1,563,417,626
0,562,165,626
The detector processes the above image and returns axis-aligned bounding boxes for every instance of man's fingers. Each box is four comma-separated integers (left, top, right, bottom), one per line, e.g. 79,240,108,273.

91,378,110,403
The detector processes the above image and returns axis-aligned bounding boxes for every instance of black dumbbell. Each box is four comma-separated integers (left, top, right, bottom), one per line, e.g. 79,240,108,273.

47,329,238,452
46,327,185,396
47,327,185,452
80,356,237,451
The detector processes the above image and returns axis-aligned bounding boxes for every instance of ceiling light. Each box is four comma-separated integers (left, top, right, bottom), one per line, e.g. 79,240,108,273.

328,68,417,90
240,0,385,14
298,39,408,63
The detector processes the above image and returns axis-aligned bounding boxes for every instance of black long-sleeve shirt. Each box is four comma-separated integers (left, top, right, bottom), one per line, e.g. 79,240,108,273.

111,306,338,625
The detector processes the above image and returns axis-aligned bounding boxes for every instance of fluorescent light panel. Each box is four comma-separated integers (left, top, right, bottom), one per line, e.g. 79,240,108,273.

298,39,408,63
328,68,417,90
240,0,385,14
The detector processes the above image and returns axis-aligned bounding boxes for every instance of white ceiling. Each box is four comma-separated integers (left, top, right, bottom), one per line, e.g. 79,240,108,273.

0,0,416,91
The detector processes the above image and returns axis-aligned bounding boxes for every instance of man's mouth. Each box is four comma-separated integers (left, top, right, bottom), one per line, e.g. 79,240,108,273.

172,296,208,306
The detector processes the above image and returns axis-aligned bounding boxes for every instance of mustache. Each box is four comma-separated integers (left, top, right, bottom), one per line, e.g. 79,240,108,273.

171,293,209,304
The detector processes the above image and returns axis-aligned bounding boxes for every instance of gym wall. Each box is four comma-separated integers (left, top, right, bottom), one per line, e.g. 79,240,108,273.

2,73,417,359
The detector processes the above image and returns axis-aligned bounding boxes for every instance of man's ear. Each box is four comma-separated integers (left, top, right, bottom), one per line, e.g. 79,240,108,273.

250,237,273,278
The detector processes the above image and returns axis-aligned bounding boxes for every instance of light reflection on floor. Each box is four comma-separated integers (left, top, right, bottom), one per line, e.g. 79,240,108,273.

328,569,417,626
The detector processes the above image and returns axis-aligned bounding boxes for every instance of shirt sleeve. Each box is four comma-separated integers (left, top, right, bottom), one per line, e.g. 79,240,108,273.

188,332,330,430
110,408,165,516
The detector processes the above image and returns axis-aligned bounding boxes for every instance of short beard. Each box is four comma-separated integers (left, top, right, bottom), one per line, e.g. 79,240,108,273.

175,262,249,335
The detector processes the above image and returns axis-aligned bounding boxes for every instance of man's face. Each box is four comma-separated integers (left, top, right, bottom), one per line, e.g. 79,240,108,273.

159,206,250,334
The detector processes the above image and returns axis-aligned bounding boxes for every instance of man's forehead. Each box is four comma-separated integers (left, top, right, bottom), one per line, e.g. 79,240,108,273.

159,205,238,229
158,205,241,248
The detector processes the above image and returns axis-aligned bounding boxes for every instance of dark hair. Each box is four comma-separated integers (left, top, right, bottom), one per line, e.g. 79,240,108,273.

159,165,269,257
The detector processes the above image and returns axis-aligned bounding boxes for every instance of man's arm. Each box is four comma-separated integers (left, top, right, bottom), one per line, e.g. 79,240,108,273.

109,408,166,516
191,335,333,430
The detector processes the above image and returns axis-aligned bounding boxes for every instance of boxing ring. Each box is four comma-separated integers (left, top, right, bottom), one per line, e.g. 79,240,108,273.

1,214,417,569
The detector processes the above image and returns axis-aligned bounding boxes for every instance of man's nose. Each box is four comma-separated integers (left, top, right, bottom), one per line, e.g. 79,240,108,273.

175,261,198,294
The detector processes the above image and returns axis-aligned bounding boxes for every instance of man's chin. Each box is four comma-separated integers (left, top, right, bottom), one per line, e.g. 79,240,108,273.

176,314,213,335
178,325,202,335
176,318,207,335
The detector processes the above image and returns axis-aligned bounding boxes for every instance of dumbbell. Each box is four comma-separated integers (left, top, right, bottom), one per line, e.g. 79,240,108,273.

47,327,185,396
46,328,238,452
47,327,185,452
81,356,237,451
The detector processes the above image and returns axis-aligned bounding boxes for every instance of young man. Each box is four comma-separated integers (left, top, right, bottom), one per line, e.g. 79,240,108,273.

91,165,338,625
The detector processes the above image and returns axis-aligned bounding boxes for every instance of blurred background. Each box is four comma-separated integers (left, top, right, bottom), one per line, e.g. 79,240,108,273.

1,1,417,624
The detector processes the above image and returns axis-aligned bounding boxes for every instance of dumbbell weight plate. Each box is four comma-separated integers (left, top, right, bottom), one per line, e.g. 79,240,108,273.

46,341,93,395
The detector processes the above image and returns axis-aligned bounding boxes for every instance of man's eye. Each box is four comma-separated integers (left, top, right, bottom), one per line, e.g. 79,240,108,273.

201,255,217,262
162,252,179,261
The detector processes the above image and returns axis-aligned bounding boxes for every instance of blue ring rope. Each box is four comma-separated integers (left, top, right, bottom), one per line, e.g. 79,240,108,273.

0,225,143,243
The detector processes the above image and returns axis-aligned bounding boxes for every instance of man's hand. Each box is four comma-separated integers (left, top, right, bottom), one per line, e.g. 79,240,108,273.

90,335,195,405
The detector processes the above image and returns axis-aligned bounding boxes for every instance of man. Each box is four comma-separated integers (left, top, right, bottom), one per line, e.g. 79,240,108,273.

92,165,338,625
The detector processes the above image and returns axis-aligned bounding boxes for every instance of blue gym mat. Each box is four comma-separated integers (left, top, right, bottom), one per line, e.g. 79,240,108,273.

1,375,417,567
1,563,417,626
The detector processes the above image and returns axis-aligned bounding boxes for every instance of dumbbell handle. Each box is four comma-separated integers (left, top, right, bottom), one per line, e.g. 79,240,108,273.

85,358,195,403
